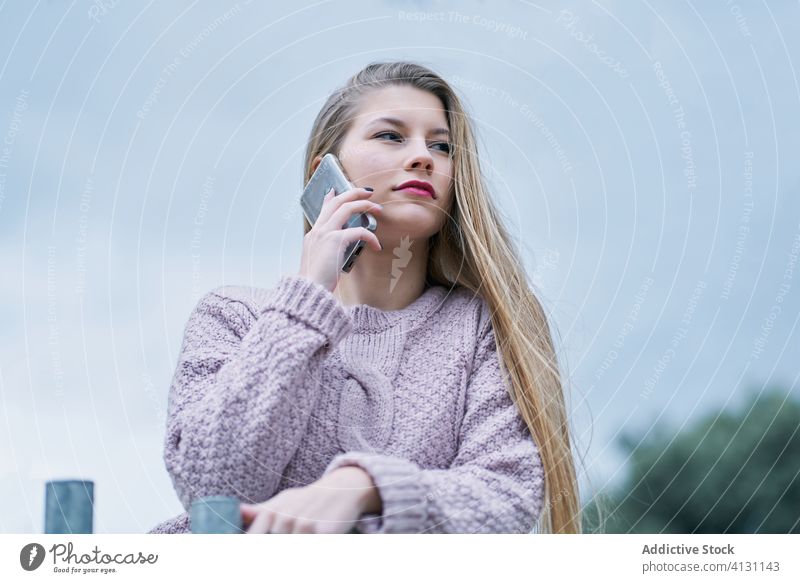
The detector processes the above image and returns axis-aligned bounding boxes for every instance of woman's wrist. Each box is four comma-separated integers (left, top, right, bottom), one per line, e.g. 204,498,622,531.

324,466,382,515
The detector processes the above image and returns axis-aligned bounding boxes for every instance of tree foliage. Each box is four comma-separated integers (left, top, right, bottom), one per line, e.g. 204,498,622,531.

583,388,800,533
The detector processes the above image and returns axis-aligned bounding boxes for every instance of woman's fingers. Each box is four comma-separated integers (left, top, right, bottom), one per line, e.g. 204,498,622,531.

315,186,374,226
240,496,360,534
292,518,317,534
246,508,275,534
339,226,382,252
240,503,258,529
325,198,382,232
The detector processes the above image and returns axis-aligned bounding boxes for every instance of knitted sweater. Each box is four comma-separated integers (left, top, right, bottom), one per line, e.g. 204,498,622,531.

147,274,544,534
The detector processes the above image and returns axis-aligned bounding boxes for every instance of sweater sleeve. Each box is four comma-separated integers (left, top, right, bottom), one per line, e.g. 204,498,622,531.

322,318,545,533
163,274,352,512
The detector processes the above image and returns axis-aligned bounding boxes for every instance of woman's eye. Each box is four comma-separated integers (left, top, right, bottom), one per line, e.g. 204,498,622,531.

375,132,452,154
375,131,402,142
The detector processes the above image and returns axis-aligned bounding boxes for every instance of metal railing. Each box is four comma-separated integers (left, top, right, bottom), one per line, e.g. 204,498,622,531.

43,480,361,534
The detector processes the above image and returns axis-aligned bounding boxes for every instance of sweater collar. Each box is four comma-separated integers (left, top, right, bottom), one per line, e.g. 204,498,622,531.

344,284,449,333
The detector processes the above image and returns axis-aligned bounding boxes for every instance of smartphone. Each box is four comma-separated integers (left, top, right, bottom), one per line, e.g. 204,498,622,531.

300,153,378,273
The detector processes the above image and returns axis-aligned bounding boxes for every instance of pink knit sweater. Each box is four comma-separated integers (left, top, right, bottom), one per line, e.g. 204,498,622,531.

147,274,544,533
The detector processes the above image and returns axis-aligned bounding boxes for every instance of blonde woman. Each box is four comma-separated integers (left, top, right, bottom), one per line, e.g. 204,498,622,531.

149,61,581,534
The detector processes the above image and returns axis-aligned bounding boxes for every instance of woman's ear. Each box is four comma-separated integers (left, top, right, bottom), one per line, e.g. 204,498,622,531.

311,155,322,174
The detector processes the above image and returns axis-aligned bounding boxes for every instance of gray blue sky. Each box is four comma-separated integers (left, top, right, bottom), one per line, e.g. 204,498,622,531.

1,0,798,533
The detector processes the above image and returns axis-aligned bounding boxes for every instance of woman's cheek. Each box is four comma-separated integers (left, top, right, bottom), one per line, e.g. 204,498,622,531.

366,151,392,171
341,143,379,177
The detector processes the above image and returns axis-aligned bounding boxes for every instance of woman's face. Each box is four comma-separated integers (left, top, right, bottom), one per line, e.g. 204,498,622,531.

319,85,455,242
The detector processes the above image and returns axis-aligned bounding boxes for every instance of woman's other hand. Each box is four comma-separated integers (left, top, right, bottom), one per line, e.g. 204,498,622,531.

241,466,382,534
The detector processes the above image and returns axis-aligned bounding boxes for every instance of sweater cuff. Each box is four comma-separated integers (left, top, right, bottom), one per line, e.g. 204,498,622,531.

260,275,352,346
324,452,427,533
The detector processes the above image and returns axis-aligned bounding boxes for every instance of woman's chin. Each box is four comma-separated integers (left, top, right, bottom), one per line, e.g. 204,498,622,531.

375,209,442,233
374,226,439,247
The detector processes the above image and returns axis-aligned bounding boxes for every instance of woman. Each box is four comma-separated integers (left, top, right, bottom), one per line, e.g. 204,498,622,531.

148,61,581,534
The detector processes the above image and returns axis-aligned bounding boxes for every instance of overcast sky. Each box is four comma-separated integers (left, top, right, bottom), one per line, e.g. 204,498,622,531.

1,0,798,533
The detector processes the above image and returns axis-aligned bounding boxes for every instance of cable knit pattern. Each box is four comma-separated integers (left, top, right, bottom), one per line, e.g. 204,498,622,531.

147,274,544,534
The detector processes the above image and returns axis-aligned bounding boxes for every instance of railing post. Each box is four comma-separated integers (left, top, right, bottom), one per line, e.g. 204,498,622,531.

190,496,243,534
44,480,94,534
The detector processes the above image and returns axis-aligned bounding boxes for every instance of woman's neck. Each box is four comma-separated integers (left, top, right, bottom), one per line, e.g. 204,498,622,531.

333,238,430,311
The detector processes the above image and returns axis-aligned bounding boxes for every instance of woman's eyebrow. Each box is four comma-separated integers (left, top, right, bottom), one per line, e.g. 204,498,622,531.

366,116,450,137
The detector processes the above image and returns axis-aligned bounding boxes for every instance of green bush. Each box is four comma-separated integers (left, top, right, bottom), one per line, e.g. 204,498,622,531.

583,387,800,533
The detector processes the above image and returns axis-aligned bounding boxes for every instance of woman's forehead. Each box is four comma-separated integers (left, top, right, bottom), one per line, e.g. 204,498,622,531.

352,86,448,128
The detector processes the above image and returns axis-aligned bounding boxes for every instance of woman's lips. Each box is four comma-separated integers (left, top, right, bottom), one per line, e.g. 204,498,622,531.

396,186,434,198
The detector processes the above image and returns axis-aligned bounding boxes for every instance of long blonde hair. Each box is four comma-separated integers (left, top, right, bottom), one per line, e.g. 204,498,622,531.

303,61,582,533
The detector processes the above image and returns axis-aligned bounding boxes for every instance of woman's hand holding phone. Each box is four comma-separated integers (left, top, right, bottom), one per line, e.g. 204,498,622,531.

298,186,383,292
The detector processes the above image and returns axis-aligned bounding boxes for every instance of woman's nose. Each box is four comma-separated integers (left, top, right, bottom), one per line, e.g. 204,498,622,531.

405,139,434,172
